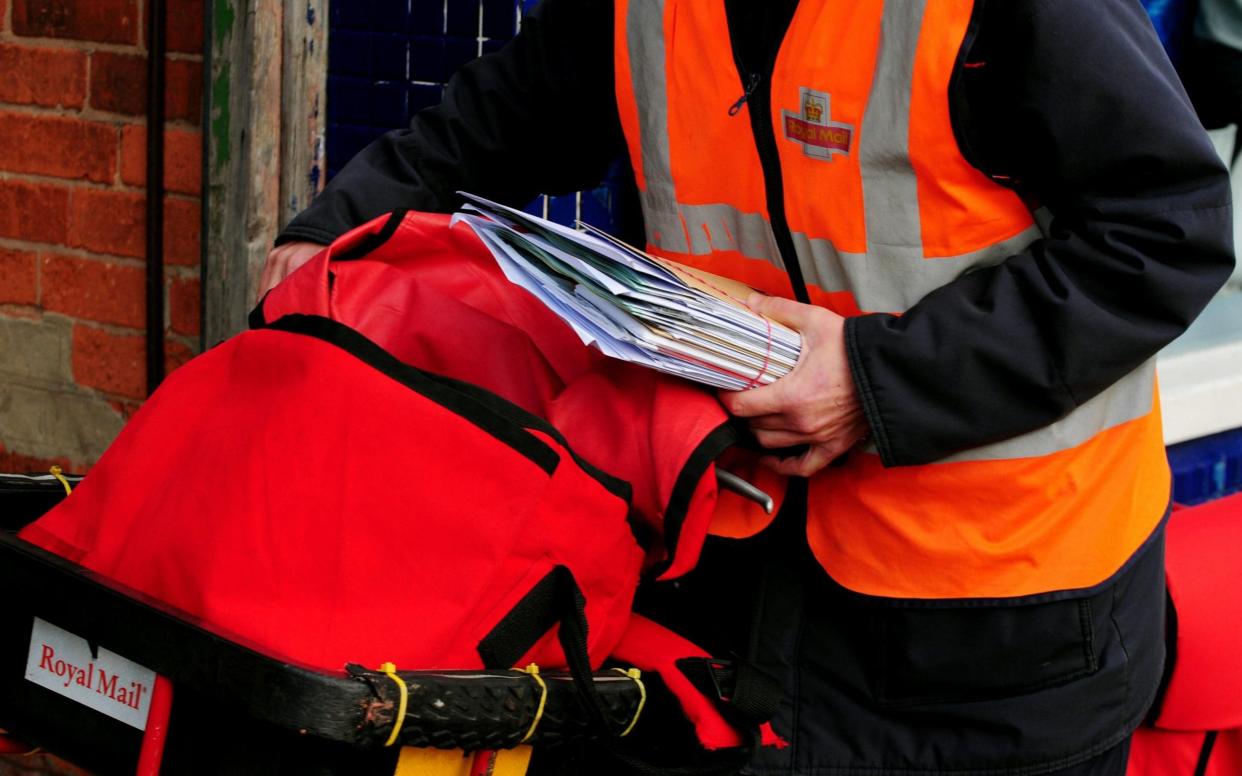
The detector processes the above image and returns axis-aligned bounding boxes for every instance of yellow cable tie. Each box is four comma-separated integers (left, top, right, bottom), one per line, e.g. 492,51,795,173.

612,668,647,737
380,662,409,748
49,466,72,497
520,663,548,744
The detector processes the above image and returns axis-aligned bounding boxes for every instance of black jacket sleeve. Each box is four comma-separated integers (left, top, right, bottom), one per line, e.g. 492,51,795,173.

846,0,1235,467
277,0,623,246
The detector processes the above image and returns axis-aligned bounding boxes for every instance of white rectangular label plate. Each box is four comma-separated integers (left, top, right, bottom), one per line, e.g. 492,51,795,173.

24,617,155,730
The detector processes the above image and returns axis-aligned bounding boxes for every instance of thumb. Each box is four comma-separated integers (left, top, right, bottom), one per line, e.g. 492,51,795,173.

748,292,817,331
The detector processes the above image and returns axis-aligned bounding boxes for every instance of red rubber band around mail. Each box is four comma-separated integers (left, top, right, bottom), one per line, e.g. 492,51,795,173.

671,264,776,390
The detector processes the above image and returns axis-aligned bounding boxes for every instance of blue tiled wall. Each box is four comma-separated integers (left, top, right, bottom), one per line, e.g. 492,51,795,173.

327,0,630,234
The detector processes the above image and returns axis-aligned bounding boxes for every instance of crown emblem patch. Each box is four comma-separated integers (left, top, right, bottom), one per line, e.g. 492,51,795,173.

782,87,853,161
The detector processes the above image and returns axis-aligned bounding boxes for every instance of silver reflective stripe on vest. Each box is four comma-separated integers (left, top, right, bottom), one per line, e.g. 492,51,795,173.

792,224,1042,312
941,359,1157,463
626,0,691,254
853,359,1157,463
680,203,784,268
858,0,927,257
626,0,782,264
649,198,1042,312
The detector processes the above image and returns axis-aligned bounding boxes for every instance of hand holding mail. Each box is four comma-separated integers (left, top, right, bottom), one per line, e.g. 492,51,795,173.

718,294,868,477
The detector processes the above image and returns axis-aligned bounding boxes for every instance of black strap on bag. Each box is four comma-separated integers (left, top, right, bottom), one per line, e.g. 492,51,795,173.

477,565,780,775
477,565,610,734
674,658,782,734
604,657,782,776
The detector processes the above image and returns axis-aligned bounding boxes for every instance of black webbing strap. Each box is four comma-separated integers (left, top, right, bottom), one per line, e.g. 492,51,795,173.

477,568,770,774
674,657,782,731
1194,731,1219,776
476,565,609,732
477,568,572,670
247,288,271,329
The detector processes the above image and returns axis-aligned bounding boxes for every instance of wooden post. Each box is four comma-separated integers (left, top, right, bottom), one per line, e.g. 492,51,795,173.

281,0,329,230
205,0,326,344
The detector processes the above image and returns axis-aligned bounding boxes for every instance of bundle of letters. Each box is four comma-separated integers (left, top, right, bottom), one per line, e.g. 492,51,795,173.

454,193,801,391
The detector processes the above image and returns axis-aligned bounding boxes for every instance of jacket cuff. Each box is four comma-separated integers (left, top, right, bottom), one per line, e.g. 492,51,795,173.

845,314,899,468
274,224,339,248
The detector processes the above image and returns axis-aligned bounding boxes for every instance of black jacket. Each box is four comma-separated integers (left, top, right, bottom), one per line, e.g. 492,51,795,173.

280,0,1234,467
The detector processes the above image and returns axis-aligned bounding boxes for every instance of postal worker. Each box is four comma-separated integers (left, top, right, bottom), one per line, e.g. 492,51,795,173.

263,2,1235,773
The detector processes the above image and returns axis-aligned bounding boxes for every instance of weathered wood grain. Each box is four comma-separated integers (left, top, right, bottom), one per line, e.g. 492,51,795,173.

206,0,326,344
280,0,328,230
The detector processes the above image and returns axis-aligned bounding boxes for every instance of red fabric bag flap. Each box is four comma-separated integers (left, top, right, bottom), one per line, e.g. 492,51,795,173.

261,210,739,577
546,363,736,579
21,320,642,673
1128,728,1242,776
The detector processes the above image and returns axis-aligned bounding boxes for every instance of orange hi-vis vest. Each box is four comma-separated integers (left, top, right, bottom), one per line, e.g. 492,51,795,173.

614,0,1170,599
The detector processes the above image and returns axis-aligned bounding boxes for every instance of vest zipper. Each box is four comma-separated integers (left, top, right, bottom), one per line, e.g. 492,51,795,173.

729,51,811,303
728,73,761,116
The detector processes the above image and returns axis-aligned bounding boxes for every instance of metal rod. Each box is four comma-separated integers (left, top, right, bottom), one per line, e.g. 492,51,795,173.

716,469,775,515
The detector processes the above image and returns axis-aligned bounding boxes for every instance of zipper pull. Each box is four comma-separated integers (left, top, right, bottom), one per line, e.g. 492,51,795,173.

728,73,761,116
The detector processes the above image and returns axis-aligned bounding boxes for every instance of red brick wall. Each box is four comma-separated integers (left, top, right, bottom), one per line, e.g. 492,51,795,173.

0,0,203,474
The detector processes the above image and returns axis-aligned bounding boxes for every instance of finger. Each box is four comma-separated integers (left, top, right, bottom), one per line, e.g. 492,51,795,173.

752,427,814,449
746,413,794,431
265,251,287,294
763,443,836,477
258,254,279,297
718,381,788,418
747,405,830,436
748,292,822,332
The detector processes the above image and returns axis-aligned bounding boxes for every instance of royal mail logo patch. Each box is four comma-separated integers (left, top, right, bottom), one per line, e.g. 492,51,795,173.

783,88,853,161
25,617,156,730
